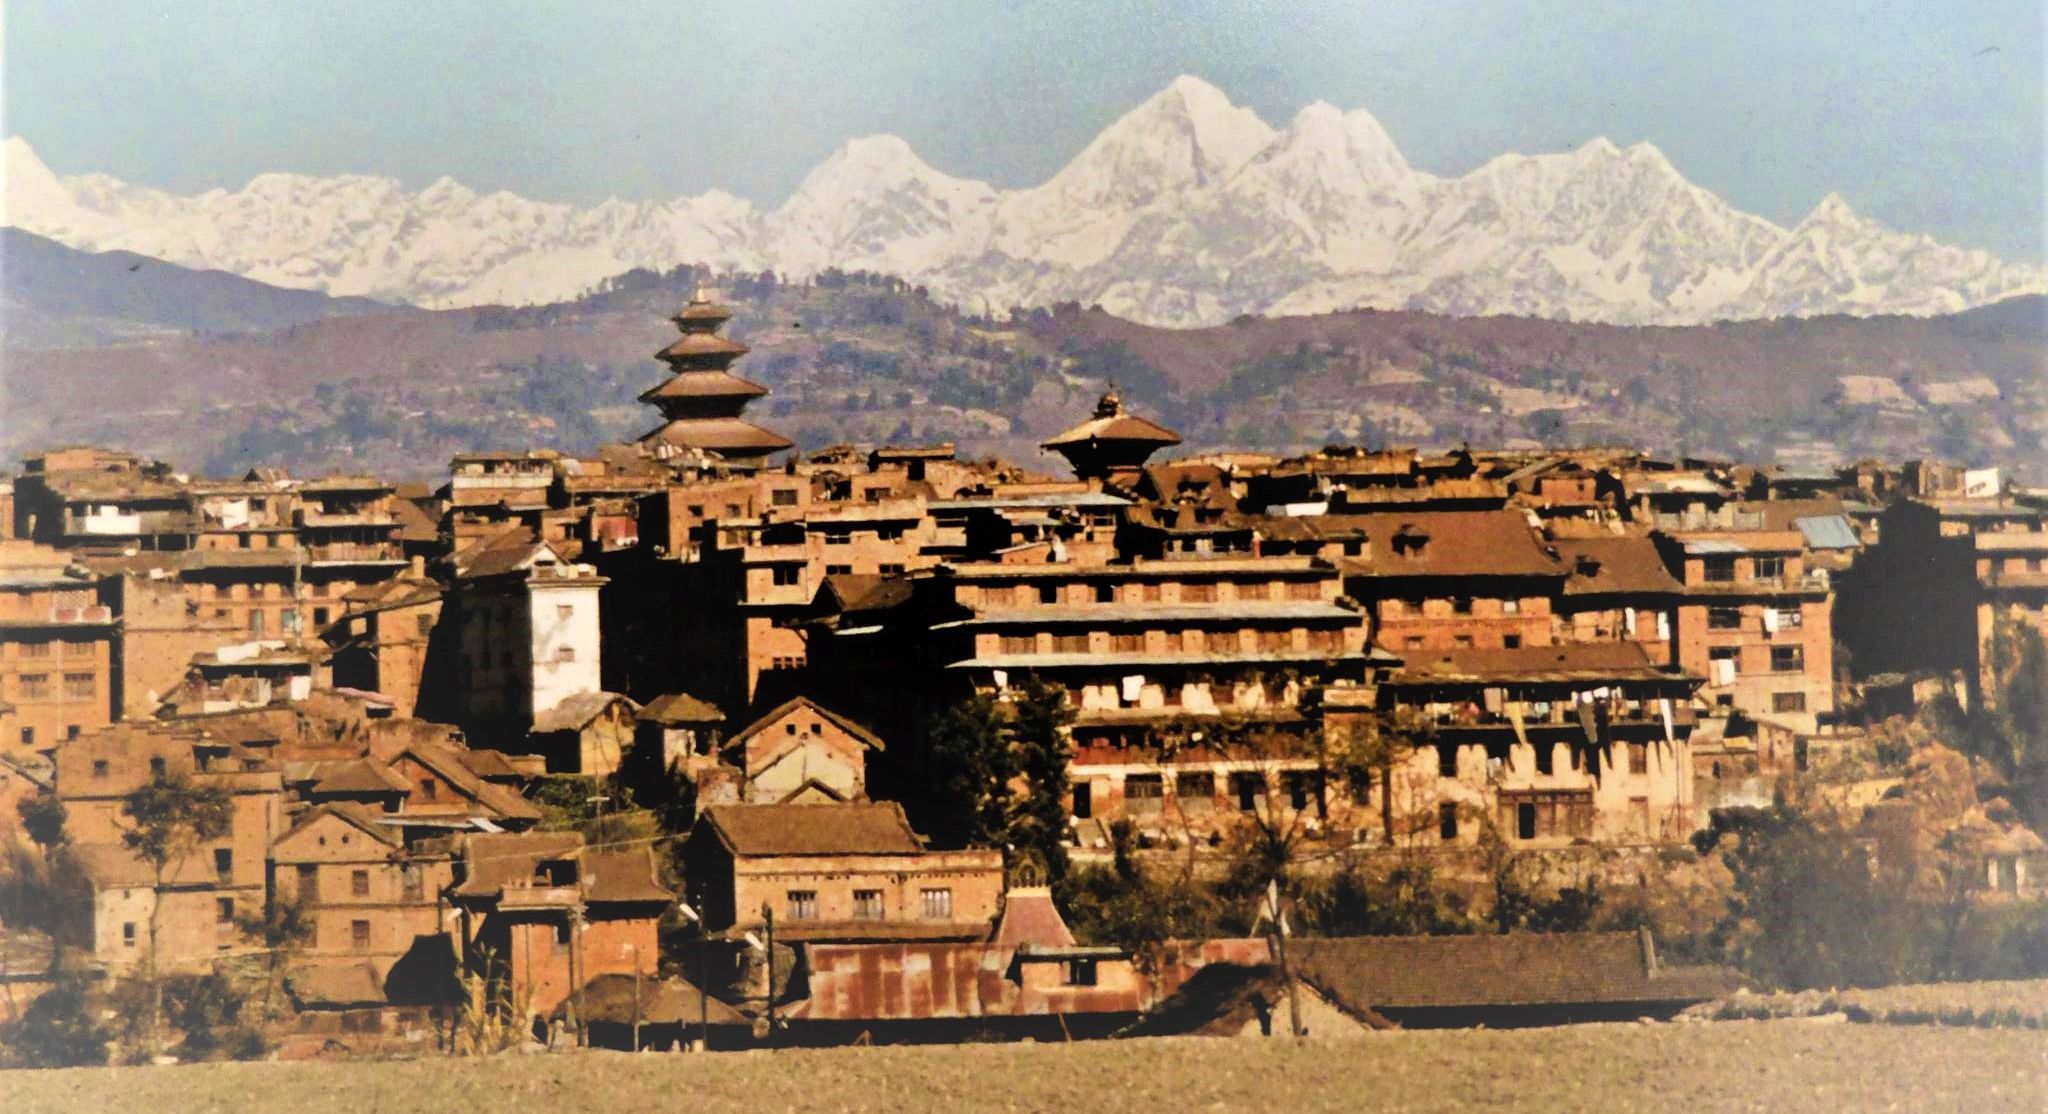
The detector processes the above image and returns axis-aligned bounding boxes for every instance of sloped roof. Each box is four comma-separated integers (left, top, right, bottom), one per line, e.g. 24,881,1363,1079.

400,741,544,822
991,887,1075,950
307,756,412,797
532,691,638,734
281,801,401,849
637,692,727,725
451,831,584,897
1389,642,1690,685
699,802,924,857
1552,535,1684,596
654,332,751,362
1041,410,1183,450
581,847,674,904
1296,933,1743,1010
727,695,887,753
568,973,745,1025
1338,510,1564,580
638,370,769,403
286,961,387,1008
640,418,795,455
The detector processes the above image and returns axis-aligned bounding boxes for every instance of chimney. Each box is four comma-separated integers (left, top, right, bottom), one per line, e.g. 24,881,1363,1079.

1638,925,1659,976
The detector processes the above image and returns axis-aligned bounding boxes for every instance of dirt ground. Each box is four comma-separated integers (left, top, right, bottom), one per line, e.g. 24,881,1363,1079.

7,1020,2046,1114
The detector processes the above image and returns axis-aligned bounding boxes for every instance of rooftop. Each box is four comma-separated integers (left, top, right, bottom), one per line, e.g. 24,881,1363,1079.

698,801,927,857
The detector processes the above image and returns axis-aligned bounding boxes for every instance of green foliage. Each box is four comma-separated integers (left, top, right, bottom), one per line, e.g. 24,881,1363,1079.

120,773,232,875
919,693,1019,851
15,794,67,851
1697,805,1926,990
162,970,268,1061
1482,826,1603,934
0,970,110,1068
1063,823,1225,971
1298,858,1475,937
1009,675,1077,887
529,775,608,830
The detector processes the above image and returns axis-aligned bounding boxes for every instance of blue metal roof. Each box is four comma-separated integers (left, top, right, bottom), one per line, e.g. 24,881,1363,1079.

1794,514,1863,550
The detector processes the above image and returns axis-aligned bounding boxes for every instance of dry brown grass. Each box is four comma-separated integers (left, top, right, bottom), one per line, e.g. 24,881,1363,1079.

1706,979,2048,1028
6,1020,2046,1114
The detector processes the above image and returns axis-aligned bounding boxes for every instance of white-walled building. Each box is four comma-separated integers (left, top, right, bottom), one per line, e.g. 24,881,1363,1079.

449,538,609,744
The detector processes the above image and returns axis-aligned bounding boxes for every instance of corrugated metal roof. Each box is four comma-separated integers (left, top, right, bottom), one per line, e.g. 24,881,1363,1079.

1682,539,1750,555
935,602,1357,628
1793,514,1863,550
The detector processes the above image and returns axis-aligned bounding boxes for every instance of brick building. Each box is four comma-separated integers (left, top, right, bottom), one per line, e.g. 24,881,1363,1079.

0,540,116,751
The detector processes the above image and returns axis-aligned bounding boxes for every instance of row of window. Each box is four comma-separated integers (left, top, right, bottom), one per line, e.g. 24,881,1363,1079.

996,629,1344,655
7,672,99,699
783,887,954,921
1382,597,1526,617
1700,555,1788,583
0,640,99,658
1708,645,1806,672
975,581,1323,607
1706,605,1804,630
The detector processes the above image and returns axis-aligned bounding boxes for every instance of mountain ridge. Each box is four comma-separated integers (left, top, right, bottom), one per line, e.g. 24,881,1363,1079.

4,78,2041,327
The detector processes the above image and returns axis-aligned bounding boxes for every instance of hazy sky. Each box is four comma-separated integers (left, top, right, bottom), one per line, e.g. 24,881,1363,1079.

7,1,2043,259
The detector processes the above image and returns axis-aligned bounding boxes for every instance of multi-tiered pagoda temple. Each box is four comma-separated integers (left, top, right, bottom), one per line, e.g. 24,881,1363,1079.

637,288,794,468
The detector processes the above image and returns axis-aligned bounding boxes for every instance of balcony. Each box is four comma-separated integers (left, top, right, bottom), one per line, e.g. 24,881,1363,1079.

307,543,405,564
1686,571,1830,596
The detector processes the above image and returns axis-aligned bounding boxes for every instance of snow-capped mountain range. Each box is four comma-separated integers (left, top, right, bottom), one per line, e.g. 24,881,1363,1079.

5,76,2041,327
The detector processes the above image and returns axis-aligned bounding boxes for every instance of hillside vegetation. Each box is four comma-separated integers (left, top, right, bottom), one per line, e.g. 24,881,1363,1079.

3,264,2042,480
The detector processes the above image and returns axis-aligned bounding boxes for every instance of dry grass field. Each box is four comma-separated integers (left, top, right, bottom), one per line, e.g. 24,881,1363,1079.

6,1021,2045,1114
1705,979,2048,1028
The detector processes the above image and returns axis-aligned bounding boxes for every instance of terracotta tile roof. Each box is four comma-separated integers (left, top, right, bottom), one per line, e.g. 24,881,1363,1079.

727,696,887,753
655,332,751,362
282,801,402,848
1552,535,1683,596
991,887,1075,949
307,756,412,797
699,801,924,857
1041,411,1183,450
638,370,770,403
532,691,637,734
640,418,795,455
1388,642,1690,685
451,831,583,897
568,973,745,1025
286,961,387,1008
1338,510,1564,579
581,847,673,904
1296,933,1743,1010
637,692,727,725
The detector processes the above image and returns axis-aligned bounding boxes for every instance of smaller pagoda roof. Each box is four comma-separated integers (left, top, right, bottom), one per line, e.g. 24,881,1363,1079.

1042,390,1182,450
640,418,795,456
655,333,751,362
638,370,772,405
670,287,736,326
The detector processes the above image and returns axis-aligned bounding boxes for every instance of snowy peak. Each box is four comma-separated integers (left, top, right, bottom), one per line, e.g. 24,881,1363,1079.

3,77,2040,327
1038,75,1276,205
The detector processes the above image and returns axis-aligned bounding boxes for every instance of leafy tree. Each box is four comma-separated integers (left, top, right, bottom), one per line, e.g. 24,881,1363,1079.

162,970,267,1061
1009,675,1076,888
1327,707,1432,845
0,970,110,1068
1695,805,1922,990
15,794,67,855
1063,820,1224,985
237,898,313,1019
920,693,1019,850
121,772,233,1052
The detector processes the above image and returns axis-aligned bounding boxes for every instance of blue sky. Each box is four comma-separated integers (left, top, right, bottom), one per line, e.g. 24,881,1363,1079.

6,0,2042,259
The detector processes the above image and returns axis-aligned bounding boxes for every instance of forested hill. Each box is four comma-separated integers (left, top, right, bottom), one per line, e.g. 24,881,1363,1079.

4,263,2042,481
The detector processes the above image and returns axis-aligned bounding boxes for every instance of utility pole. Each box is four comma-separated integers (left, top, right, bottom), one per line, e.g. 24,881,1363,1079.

570,903,587,1048
699,934,710,1052
1262,879,1305,1039
761,901,776,1046
631,946,643,1053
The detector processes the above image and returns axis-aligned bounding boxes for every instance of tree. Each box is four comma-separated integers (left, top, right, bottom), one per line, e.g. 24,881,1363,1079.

0,970,109,1068
1696,805,1921,990
236,898,313,1019
920,693,1018,850
15,794,67,856
1327,707,1433,845
1009,675,1076,888
121,772,233,1053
